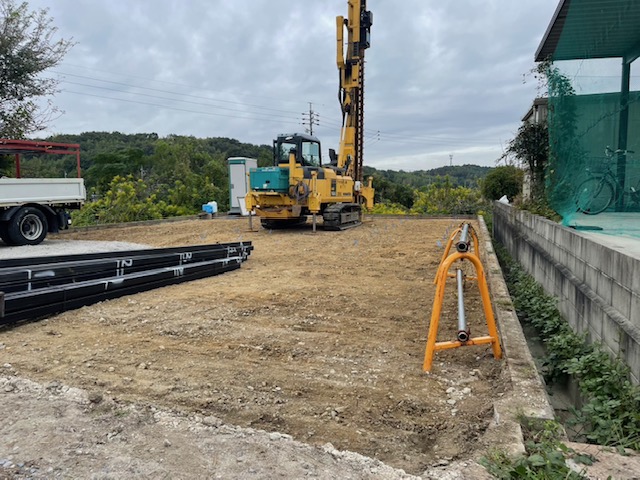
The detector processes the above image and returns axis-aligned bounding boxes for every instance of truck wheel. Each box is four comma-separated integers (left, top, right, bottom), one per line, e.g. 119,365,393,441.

7,207,49,246
0,222,11,245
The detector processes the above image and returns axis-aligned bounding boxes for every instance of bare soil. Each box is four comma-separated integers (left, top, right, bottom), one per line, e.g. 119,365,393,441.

0,217,506,477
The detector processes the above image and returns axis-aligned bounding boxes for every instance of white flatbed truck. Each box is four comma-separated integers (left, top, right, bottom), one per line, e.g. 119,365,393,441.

0,139,86,246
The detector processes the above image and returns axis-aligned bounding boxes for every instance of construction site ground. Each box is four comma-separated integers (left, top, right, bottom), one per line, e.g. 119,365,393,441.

0,216,507,478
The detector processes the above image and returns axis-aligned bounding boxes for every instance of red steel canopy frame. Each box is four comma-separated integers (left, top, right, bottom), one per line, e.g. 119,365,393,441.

0,139,82,179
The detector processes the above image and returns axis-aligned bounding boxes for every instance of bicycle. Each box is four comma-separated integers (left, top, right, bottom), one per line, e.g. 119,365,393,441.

574,146,639,215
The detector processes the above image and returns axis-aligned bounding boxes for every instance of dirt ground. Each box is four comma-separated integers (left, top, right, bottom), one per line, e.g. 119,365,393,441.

0,216,506,478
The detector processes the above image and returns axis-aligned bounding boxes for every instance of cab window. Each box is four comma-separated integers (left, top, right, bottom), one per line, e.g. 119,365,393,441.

301,141,320,166
278,141,297,163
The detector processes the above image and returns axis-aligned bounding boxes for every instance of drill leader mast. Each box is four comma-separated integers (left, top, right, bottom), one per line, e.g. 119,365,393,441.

336,0,372,183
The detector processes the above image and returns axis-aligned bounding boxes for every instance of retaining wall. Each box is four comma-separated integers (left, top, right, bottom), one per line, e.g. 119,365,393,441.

493,202,640,385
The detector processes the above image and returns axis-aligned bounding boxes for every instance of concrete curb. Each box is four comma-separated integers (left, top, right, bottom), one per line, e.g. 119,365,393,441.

477,215,555,456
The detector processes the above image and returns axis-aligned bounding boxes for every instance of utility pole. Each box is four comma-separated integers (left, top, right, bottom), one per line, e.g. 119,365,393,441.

302,102,317,135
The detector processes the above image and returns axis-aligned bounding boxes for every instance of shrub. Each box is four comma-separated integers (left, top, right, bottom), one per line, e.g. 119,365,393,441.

481,165,523,201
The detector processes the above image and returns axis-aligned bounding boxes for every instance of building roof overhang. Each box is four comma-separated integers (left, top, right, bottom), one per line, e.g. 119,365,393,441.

535,0,640,64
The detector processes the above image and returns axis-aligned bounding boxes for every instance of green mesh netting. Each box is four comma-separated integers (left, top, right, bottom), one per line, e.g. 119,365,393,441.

543,0,640,229
547,88,640,219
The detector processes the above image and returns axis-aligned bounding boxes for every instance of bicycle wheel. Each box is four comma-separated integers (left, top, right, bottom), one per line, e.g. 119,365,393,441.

575,177,614,214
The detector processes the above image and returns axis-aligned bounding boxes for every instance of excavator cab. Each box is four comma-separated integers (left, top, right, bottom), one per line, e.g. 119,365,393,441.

273,133,321,167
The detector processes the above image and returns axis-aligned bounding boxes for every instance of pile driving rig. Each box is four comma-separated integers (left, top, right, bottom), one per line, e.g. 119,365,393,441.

245,0,374,231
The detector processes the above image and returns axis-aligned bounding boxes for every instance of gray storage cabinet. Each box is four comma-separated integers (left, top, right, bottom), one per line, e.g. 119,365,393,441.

228,157,258,214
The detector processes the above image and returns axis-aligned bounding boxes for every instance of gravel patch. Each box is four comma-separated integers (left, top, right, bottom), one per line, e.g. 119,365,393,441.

0,239,151,260
0,375,421,480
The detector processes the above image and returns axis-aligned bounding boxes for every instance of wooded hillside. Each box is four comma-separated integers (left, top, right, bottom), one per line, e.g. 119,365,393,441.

4,131,494,223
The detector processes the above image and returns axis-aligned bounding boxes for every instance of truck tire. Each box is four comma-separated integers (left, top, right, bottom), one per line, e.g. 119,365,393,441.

7,207,49,246
0,222,10,245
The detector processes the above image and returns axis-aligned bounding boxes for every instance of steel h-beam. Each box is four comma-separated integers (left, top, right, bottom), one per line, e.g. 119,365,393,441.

0,242,253,326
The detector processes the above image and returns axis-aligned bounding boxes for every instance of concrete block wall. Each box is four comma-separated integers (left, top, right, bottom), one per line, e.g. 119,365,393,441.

493,202,640,384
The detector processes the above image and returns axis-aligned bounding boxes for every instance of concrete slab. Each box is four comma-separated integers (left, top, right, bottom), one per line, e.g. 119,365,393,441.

565,442,640,480
565,212,640,260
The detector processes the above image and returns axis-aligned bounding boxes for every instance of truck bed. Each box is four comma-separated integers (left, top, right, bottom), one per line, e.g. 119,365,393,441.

0,178,86,207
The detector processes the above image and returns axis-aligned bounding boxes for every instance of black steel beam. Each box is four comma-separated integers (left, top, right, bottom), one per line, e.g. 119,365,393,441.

0,244,252,294
0,242,253,268
0,242,253,326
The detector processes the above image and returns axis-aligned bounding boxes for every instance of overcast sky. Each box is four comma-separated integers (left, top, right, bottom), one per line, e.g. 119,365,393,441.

27,0,561,171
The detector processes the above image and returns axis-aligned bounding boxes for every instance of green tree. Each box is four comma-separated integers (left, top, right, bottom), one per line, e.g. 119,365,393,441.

364,165,491,191
84,149,146,192
481,165,523,201
167,175,224,213
369,202,410,215
73,175,164,225
0,0,74,137
411,177,485,215
503,121,549,200
369,173,415,208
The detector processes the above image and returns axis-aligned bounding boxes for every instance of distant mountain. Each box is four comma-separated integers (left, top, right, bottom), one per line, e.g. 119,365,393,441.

363,164,492,189
13,131,492,212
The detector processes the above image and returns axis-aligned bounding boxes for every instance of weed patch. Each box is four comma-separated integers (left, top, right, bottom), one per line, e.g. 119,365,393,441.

482,240,640,477
495,242,640,450
481,417,589,479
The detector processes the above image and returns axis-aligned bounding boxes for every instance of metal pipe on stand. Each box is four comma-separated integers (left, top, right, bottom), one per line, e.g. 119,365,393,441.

456,223,471,341
456,223,470,253
456,268,470,342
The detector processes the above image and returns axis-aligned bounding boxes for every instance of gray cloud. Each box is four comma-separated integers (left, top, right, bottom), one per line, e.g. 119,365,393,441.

27,0,559,170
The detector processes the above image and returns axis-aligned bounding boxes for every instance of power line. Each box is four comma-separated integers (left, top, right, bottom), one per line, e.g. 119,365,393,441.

58,80,300,121
52,71,303,115
364,130,380,146
315,113,498,146
373,129,499,146
54,69,502,150
60,89,304,126
59,62,312,105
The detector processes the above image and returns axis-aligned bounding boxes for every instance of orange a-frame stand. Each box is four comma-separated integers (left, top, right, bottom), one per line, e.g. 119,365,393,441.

423,224,502,372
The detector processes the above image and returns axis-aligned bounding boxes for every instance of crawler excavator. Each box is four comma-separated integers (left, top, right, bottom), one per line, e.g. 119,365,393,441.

245,0,374,231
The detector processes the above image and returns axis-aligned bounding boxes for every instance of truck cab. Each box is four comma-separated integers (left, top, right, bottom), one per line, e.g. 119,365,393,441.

0,139,86,246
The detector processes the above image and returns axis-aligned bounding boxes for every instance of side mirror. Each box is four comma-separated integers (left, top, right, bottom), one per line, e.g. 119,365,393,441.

329,148,337,164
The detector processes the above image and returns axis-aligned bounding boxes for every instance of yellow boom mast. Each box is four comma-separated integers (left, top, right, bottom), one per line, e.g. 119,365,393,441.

336,0,372,185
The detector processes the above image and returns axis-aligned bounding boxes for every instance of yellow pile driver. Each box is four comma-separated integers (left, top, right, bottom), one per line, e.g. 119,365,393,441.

245,0,374,230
